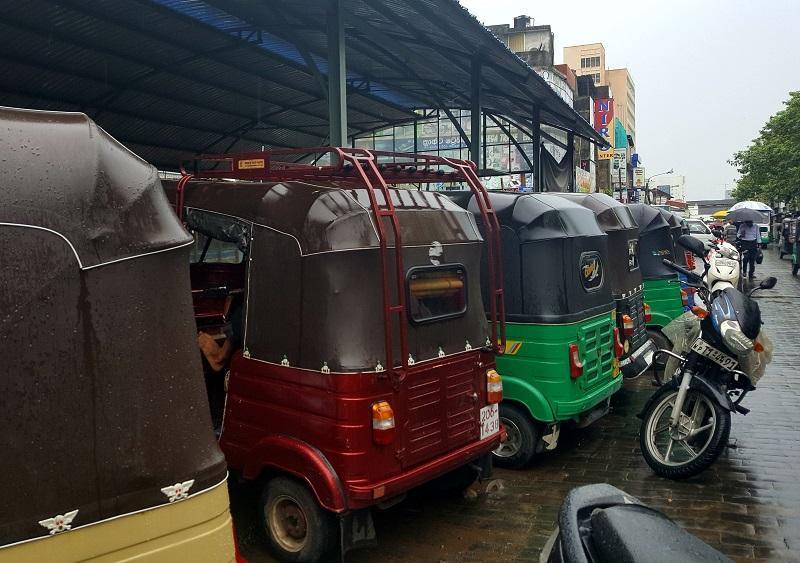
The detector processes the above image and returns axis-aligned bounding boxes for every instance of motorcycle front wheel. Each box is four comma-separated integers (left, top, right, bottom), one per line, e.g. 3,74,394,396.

639,381,731,479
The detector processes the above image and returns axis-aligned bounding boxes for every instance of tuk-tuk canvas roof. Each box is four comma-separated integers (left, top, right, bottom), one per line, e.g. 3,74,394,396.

550,193,638,232
170,179,482,254
628,203,672,235
469,192,606,242
0,107,191,269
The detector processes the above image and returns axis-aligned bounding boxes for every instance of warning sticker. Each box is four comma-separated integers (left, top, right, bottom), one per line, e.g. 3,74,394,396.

238,158,265,170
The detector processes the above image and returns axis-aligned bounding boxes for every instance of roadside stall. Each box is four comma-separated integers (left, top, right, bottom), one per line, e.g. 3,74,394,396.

452,191,620,469
0,107,236,562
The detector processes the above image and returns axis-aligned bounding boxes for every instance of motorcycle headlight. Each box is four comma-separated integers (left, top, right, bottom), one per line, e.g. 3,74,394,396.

720,320,753,354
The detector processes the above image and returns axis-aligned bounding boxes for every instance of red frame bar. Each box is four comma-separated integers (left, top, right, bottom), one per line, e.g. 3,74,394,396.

176,147,505,370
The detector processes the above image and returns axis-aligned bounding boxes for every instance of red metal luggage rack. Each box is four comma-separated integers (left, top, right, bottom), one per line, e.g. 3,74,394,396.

177,146,505,375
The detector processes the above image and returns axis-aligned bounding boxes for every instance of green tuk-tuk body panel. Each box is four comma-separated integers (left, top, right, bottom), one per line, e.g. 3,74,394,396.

643,277,684,328
497,311,621,423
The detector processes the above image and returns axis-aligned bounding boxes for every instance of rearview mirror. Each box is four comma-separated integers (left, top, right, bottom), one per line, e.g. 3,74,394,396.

759,276,777,290
677,234,706,258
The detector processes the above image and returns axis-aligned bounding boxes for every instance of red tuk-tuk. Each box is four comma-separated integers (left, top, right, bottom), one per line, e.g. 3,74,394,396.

169,148,506,562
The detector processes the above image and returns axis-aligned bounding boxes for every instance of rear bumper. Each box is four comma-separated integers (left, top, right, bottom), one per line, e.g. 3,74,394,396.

619,339,656,378
345,428,503,510
552,375,622,419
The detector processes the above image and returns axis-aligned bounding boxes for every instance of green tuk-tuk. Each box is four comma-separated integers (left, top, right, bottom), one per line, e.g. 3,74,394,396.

552,193,656,379
454,192,621,468
627,204,685,362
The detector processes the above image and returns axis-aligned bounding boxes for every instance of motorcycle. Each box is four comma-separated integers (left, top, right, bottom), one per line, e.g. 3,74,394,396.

539,484,731,562
639,234,776,479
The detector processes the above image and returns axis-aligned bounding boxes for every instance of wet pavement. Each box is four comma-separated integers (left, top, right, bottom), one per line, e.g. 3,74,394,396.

233,246,800,562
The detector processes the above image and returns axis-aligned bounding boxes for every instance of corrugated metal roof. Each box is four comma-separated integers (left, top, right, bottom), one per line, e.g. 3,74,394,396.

0,0,603,170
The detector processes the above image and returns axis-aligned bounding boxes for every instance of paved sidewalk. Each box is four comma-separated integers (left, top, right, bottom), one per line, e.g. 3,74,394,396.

236,247,800,562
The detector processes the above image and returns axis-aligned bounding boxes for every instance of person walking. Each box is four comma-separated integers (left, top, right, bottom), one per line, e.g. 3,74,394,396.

737,220,760,280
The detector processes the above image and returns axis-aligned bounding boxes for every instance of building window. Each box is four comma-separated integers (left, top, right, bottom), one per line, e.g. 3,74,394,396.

593,73,601,84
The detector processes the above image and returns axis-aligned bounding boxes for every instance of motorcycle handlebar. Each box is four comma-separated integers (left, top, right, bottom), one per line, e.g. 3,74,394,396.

662,258,704,284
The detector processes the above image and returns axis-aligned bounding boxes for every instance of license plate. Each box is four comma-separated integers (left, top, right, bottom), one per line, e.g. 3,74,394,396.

479,404,500,440
690,338,738,370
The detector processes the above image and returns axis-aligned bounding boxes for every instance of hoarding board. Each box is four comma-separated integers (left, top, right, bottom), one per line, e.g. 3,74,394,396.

594,99,615,160
633,167,645,188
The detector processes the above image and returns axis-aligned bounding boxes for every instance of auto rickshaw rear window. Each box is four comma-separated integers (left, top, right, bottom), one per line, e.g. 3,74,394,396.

407,265,467,324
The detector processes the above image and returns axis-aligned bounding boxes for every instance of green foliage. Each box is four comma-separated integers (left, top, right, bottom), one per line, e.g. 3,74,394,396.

730,91,800,207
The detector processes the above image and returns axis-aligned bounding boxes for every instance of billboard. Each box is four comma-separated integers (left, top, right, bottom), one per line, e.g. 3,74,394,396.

594,99,615,160
633,167,645,188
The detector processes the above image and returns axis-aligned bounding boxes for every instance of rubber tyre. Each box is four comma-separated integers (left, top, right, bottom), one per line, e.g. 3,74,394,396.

492,403,539,469
639,381,731,480
423,462,482,495
780,251,785,259
793,262,798,276
259,476,337,563
647,328,672,372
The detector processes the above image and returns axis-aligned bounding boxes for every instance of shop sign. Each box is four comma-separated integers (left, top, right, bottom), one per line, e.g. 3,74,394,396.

575,167,591,193
594,99,615,160
633,168,645,188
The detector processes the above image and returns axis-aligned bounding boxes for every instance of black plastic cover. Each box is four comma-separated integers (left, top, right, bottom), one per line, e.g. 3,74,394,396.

712,288,762,339
453,191,614,323
552,193,643,297
590,505,731,562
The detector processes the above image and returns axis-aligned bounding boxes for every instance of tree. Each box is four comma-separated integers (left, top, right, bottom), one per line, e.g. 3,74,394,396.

730,91,800,208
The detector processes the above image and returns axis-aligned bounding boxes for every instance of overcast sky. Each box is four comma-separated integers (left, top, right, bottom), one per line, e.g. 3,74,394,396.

459,0,800,200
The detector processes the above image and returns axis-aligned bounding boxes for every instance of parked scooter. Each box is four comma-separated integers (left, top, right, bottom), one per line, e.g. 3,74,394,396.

639,234,776,479
539,484,731,562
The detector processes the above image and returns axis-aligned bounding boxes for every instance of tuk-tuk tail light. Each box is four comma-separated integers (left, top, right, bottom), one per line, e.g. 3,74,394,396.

371,401,396,445
622,314,634,336
643,304,652,323
613,328,624,358
754,340,764,353
680,289,689,307
568,343,583,379
487,369,503,404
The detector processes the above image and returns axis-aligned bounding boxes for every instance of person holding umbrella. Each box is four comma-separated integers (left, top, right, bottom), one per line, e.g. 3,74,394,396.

728,207,767,280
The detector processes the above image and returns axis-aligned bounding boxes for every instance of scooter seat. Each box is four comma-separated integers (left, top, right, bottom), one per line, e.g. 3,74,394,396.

589,504,730,563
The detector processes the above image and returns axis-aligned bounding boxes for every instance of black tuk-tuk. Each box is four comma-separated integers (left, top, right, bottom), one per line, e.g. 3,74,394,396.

626,204,685,361
553,193,656,379
781,216,795,259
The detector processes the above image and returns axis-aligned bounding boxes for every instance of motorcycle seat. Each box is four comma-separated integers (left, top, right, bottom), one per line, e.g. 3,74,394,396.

589,504,731,563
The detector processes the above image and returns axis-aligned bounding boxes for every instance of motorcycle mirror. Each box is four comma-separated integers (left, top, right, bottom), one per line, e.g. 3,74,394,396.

677,234,706,258
759,276,777,290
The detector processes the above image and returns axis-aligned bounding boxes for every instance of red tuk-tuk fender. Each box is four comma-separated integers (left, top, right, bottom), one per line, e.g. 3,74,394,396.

240,435,348,513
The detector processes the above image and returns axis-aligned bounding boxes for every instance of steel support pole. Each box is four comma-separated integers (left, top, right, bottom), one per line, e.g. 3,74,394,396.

327,0,347,147
532,105,541,191
567,130,575,192
470,57,482,169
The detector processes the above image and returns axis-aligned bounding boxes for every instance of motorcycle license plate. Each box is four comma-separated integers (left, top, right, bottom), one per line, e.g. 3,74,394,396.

479,404,500,440
690,339,738,370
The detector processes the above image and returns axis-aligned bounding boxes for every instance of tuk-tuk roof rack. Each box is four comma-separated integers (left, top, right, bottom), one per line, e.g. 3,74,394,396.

176,146,505,374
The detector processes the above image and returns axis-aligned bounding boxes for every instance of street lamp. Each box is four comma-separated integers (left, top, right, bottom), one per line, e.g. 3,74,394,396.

644,168,673,204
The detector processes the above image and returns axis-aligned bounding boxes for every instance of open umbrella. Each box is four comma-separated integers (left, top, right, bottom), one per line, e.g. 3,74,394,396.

729,200,773,212
711,210,728,218
727,208,765,223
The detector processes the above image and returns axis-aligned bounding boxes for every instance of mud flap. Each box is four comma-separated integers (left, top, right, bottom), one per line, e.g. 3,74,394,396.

470,452,493,481
540,423,560,451
339,508,376,561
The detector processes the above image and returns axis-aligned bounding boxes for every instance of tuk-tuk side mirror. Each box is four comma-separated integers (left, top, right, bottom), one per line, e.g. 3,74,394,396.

677,234,706,258
759,276,777,290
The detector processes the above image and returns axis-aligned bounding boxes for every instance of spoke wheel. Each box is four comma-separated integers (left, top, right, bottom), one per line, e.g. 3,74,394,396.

639,381,730,479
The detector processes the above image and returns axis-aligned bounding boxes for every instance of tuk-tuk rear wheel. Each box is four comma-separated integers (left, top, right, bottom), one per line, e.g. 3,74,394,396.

260,476,336,562
647,329,672,372
492,403,539,469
